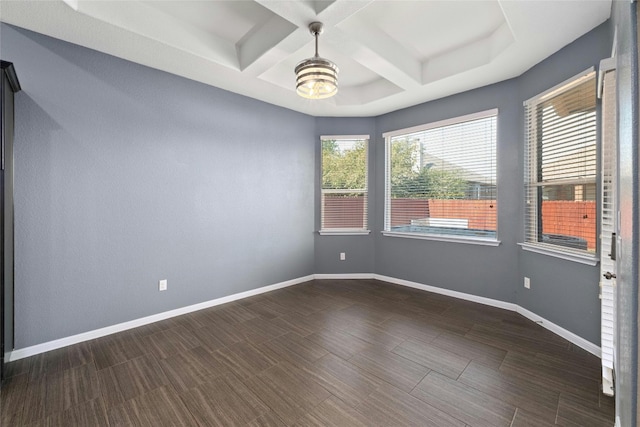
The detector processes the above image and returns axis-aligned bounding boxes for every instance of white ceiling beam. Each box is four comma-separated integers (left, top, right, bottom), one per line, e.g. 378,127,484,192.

3,0,613,117
314,0,377,25
335,78,402,106
254,0,373,27
237,14,298,72
243,0,319,76
253,0,319,27
326,26,422,90
244,0,375,76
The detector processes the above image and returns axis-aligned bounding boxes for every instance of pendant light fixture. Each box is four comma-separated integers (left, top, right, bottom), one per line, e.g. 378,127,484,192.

295,22,338,99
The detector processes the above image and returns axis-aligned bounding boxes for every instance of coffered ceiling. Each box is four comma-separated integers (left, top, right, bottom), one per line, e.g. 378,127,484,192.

0,0,611,116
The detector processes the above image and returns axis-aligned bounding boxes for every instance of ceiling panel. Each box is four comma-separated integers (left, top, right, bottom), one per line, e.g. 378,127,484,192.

341,1,506,61
0,0,612,116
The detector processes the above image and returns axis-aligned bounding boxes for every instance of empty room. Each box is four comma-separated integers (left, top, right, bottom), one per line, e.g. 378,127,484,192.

0,1,638,426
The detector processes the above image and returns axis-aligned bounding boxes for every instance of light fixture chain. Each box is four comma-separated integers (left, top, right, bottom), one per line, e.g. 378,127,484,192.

315,32,319,57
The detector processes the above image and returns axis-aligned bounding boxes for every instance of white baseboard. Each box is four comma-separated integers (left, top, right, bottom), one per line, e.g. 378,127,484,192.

7,274,314,362
313,273,375,280
373,274,518,311
516,306,601,357
7,272,601,361
317,273,600,357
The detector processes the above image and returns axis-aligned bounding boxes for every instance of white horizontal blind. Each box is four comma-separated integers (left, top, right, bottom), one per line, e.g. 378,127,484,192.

599,68,617,396
321,137,368,231
384,110,497,239
524,70,597,254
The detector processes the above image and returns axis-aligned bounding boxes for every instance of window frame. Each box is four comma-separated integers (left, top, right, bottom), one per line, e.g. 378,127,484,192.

319,135,371,236
519,67,599,265
382,109,500,246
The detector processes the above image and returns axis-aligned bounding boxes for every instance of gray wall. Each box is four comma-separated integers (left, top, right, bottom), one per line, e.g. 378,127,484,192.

314,117,376,274
516,22,612,344
2,19,616,350
374,79,520,304
2,24,316,348
314,22,612,345
611,2,639,425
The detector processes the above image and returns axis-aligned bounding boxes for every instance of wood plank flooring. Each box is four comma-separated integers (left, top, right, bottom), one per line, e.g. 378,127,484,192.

1,279,615,426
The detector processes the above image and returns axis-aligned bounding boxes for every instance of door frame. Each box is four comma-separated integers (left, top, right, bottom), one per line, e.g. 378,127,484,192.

0,61,21,385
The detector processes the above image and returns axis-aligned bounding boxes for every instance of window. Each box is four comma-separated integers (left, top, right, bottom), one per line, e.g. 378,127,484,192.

320,135,369,234
383,110,498,244
523,69,597,261
598,60,616,396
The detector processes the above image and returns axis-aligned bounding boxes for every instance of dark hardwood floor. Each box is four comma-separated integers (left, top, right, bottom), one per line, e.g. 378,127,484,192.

0,279,615,426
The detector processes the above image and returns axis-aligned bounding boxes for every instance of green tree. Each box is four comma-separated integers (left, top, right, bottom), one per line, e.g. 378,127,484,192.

390,139,466,199
389,138,420,197
322,140,366,190
406,166,466,199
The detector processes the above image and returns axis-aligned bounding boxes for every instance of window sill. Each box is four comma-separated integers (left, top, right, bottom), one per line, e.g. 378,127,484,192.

518,242,599,266
381,231,500,246
318,229,371,236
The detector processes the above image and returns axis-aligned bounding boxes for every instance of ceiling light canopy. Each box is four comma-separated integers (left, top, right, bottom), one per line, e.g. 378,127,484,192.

295,22,339,100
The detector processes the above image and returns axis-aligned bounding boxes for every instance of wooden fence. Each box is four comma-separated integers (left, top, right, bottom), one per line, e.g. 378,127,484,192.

322,196,366,229
542,201,596,250
323,197,596,251
426,199,496,231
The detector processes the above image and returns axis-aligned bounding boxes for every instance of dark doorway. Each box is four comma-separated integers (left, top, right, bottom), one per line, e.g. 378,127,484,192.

1,61,20,385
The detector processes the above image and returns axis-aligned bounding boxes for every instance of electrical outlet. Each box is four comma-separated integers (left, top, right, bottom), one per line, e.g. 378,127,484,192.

159,279,168,291
524,277,531,289
340,252,346,261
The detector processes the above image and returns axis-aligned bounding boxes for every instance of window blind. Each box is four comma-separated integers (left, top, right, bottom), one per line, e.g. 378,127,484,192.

384,110,497,240
321,136,368,232
599,67,616,396
524,70,597,254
